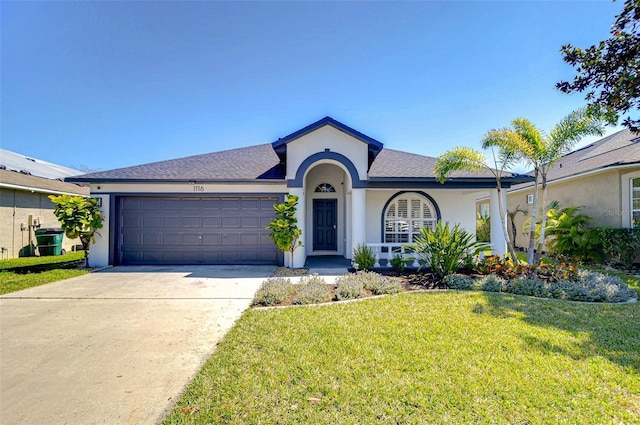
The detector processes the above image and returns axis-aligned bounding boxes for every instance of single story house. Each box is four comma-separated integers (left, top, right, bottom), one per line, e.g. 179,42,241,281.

477,128,640,249
0,149,89,258
68,117,530,267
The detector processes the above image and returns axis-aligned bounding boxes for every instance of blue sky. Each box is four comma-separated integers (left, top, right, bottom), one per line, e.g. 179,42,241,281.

2,1,623,173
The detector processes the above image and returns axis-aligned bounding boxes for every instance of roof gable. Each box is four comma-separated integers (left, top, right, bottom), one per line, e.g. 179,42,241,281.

271,116,384,168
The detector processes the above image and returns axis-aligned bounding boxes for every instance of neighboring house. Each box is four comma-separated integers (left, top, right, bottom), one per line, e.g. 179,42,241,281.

0,149,89,258
477,128,640,249
67,117,530,267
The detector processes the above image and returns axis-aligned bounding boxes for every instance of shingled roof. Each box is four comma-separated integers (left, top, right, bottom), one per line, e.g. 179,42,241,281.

67,117,531,187
0,169,89,196
68,143,284,183
511,128,640,190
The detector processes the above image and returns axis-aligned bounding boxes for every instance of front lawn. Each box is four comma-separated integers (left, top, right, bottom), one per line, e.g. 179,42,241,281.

0,269,88,295
164,291,639,424
0,252,88,295
0,251,84,270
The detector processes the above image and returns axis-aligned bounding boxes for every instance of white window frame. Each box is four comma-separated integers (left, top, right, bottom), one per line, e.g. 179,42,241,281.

621,170,640,228
632,177,640,228
384,193,438,243
526,194,534,204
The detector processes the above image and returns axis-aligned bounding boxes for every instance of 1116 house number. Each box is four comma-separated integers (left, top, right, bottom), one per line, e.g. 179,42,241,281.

193,185,205,192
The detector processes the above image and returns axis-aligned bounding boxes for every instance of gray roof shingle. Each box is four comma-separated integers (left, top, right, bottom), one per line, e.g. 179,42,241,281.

369,148,499,179
68,144,284,182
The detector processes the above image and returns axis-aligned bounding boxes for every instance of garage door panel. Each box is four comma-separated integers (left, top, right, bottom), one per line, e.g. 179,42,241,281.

142,199,162,210
163,233,181,245
222,234,239,245
162,217,180,228
182,217,200,228
241,199,259,210
161,199,183,210
182,233,202,245
241,233,259,245
242,217,259,228
201,234,221,245
221,217,240,228
202,217,220,228
142,216,161,227
119,196,280,265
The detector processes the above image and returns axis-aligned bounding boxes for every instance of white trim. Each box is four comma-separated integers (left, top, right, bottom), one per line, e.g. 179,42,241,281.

526,194,534,204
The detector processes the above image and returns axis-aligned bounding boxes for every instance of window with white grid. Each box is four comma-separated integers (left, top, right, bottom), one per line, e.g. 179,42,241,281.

384,194,437,243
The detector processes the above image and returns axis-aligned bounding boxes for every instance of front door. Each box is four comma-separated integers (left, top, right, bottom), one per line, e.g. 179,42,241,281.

313,199,337,251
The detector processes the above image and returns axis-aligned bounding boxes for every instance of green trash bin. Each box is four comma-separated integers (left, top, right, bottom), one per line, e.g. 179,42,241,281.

35,228,65,256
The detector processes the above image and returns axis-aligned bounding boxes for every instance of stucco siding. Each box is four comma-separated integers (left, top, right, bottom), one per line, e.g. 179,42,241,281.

285,126,369,181
0,188,81,258
506,169,629,249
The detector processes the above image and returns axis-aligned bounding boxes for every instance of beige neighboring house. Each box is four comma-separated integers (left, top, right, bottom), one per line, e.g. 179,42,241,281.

0,149,89,259
477,129,640,250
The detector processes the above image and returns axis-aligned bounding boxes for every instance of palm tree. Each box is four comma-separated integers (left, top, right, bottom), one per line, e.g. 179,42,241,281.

509,108,604,262
435,141,521,262
507,205,527,250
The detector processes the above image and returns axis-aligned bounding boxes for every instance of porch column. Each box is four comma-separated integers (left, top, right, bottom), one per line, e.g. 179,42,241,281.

489,189,507,256
350,188,366,258
289,188,306,268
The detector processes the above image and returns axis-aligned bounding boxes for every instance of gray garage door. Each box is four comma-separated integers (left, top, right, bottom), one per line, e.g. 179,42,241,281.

118,196,281,265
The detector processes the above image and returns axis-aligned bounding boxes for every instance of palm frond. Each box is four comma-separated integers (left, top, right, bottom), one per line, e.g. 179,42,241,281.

548,107,605,159
434,147,486,183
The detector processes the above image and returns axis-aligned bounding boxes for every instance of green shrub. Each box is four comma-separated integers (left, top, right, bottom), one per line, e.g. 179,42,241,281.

389,253,407,272
334,276,365,301
545,206,603,263
476,274,506,292
352,243,376,271
351,271,403,295
292,275,331,305
476,270,635,303
505,277,551,298
253,277,294,306
410,221,489,278
594,227,640,269
570,270,636,302
443,274,475,290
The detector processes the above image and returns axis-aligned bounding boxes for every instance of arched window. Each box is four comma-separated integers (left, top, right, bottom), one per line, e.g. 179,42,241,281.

315,183,336,193
384,193,438,243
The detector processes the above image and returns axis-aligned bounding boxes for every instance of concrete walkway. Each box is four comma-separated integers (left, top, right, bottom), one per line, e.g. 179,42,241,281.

0,265,272,425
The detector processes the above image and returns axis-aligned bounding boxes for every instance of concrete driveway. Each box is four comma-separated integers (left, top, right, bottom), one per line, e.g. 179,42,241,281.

0,265,272,425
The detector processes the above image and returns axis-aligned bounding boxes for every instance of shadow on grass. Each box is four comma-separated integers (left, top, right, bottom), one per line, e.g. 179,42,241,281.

474,292,640,373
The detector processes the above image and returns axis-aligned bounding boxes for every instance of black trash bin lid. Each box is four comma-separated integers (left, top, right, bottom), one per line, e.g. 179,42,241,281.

35,228,63,234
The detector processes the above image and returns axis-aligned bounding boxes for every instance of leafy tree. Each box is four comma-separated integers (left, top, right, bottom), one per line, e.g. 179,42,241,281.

49,195,104,268
503,109,604,263
266,195,303,267
557,0,640,131
435,142,520,262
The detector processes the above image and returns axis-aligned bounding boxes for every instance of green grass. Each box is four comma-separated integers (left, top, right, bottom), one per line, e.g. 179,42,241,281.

164,292,640,424
0,251,84,270
0,268,88,295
